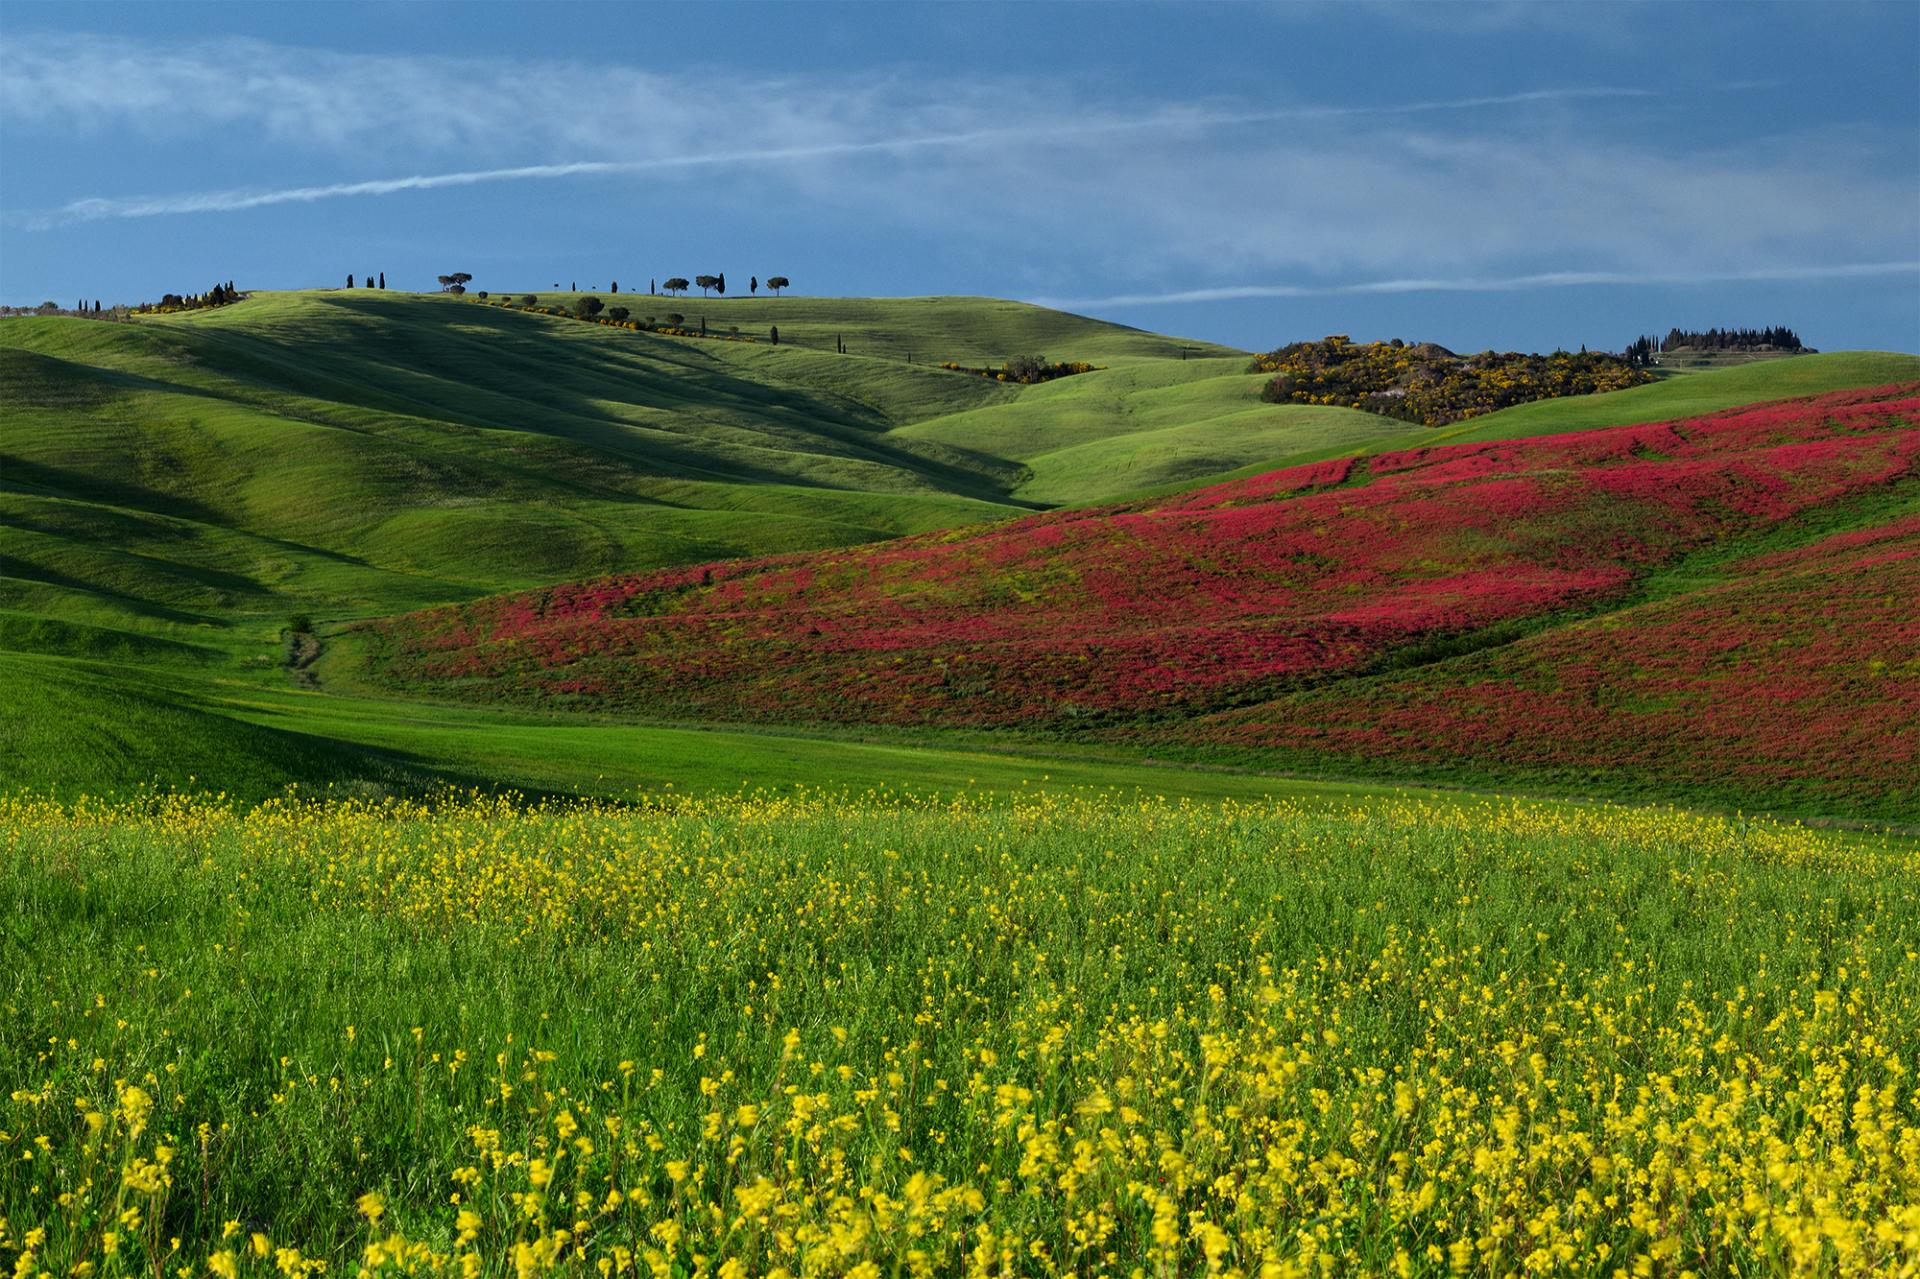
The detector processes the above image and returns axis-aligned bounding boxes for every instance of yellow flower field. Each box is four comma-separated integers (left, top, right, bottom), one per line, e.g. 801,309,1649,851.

3,792,1916,1277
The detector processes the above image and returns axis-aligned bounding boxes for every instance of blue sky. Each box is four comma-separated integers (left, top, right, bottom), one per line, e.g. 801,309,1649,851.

4,0,1917,354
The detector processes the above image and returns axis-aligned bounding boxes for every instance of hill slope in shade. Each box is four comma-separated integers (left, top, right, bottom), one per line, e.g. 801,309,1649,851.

360,383,1920,816
0,653,381,799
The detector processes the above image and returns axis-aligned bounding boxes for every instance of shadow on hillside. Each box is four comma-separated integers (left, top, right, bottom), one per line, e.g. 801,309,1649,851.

191,296,1023,503
3,456,233,527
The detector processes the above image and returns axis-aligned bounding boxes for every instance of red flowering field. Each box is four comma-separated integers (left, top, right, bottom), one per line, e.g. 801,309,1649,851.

1168,509,1920,816
362,383,1918,810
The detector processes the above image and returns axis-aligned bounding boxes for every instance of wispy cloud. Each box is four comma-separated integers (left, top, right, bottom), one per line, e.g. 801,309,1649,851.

13,57,1665,228
5,31,1914,307
1036,261,1920,308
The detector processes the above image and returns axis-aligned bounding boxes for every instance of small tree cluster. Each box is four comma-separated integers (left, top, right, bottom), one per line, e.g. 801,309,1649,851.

437,273,474,295
1626,326,1807,357
936,355,1100,385
645,273,786,297
132,281,244,315
2,299,126,319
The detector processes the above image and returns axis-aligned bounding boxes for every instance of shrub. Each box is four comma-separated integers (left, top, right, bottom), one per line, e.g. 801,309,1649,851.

936,357,1099,385
1251,336,1652,426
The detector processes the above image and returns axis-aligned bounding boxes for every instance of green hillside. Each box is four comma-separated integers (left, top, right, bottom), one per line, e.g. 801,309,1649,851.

1429,350,1920,443
0,292,1280,662
3,649,1463,806
0,652,375,799
486,291,1244,364
896,359,1402,504
6,289,1915,812
1118,350,1920,501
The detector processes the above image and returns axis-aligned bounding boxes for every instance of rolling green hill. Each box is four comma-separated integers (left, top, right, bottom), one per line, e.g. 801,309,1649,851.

1427,350,1920,443
483,291,1244,364
896,359,1402,504
1116,350,1920,502
353,383,1920,820
5,289,1915,813
1,291,1279,658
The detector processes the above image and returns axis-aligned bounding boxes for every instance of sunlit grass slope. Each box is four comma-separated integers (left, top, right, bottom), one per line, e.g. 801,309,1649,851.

895,358,1401,504
0,293,1021,638
0,292,1308,663
499,291,1244,364
1427,350,1920,443
1104,350,1920,505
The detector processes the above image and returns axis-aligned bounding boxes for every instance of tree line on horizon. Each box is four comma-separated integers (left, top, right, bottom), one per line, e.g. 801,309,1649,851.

1623,327,1807,367
419,273,793,299
651,274,789,298
133,281,244,315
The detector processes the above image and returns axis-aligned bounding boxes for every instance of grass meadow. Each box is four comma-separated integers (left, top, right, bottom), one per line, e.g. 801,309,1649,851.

5,791,1916,1277
7,297,1919,1278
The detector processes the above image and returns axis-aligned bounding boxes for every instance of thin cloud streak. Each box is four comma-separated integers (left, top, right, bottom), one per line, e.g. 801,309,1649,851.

1038,262,1920,308
22,85,1662,227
